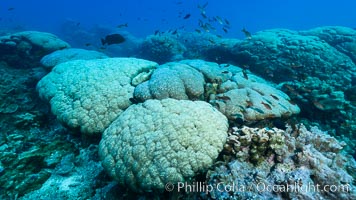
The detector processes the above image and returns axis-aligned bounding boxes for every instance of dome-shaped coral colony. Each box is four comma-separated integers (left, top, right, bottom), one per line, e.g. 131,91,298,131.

1,27,355,199
36,55,302,192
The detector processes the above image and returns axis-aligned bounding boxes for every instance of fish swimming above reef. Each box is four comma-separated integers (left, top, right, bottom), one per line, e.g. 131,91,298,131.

214,16,224,25
242,28,252,39
183,14,191,19
197,2,208,18
101,33,125,45
117,23,128,28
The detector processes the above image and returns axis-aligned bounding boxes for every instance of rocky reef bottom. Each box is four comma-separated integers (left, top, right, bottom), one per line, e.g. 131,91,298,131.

0,59,354,200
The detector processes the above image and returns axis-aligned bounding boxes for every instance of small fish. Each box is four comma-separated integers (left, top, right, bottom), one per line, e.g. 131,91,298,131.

214,16,224,25
283,84,295,92
264,99,273,105
215,103,220,110
171,29,178,35
76,22,81,26
154,30,160,35
221,71,229,74
246,100,253,107
197,2,208,16
183,14,191,19
242,28,252,39
175,1,183,5
242,69,249,80
101,33,125,45
222,27,228,34
85,43,91,46
201,12,207,19
261,102,272,110
195,29,201,33
206,23,216,31
224,18,230,25
129,97,139,104
265,114,276,119
198,2,209,9
238,105,246,111
270,94,279,100
251,107,265,114
8,7,15,11
217,95,231,101
117,23,128,28
200,24,210,32
232,113,243,119
312,100,325,110
208,38,215,44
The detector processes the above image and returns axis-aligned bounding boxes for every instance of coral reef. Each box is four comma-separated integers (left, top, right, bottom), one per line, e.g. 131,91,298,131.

1,27,355,199
21,145,104,200
134,59,300,123
40,48,109,68
134,61,206,101
206,26,356,157
37,58,158,136
300,26,356,64
211,72,300,123
0,60,80,199
138,34,186,64
206,125,356,200
99,99,228,193
0,31,70,68
231,28,356,88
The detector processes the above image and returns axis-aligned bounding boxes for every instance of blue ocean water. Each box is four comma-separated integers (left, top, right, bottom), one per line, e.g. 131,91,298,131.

1,0,356,38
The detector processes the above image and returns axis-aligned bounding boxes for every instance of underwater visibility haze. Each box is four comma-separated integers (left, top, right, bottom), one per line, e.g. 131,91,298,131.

0,0,356,199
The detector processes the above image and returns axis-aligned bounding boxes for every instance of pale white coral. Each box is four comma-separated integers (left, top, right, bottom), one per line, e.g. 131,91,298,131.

99,99,228,193
37,58,158,136
211,71,300,122
7,31,70,51
41,48,108,68
134,62,205,101
0,31,70,68
134,59,300,122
